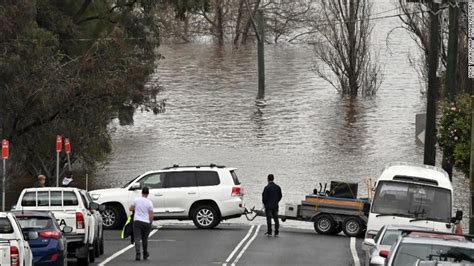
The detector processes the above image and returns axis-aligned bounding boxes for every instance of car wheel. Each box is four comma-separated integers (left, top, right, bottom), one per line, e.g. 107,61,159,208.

101,205,122,229
94,240,100,257
192,205,220,229
99,234,105,255
342,217,364,237
77,244,90,266
314,214,336,235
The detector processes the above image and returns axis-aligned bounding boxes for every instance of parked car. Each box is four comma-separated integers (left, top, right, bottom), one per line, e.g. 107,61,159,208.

12,211,72,266
384,230,474,265
363,224,430,266
14,187,102,265
90,164,245,229
78,190,104,256
0,212,35,266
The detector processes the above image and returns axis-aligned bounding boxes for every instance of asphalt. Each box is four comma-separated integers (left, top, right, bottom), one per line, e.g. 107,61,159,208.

68,222,365,266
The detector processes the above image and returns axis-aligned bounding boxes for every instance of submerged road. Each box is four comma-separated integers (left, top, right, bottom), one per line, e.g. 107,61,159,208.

69,222,364,266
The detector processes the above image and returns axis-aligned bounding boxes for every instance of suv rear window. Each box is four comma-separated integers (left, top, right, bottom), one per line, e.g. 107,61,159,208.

0,218,13,233
196,171,220,186
230,170,241,185
165,172,197,188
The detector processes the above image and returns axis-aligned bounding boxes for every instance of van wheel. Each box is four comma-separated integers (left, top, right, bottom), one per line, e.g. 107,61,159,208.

342,217,364,237
101,205,122,229
192,205,220,229
89,245,95,263
314,214,335,235
77,244,90,266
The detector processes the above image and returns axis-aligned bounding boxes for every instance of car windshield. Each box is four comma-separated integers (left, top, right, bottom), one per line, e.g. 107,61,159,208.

17,217,53,231
122,175,141,188
393,243,474,265
372,181,451,222
380,229,402,246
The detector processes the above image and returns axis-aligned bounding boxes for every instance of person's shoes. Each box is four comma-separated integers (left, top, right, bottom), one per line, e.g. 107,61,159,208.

136,253,141,261
264,232,272,237
144,252,150,260
274,231,279,237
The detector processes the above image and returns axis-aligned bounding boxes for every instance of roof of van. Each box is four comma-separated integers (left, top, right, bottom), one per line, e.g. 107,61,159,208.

378,162,452,189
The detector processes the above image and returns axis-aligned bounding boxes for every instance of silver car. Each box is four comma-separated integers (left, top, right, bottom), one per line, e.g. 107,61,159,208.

386,230,474,265
363,224,430,266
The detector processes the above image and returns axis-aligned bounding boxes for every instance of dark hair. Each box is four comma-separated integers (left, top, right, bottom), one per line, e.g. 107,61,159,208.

142,187,149,195
267,174,274,181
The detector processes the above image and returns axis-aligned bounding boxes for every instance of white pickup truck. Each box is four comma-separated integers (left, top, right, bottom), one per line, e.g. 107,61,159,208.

14,187,101,265
0,212,34,266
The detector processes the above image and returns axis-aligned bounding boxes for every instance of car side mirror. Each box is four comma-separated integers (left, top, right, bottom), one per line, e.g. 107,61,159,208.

451,210,463,223
363,238,376,251
89,202,99,210
62,225,73,234
129,183,141,191
26,231,38,240
99,204,106,211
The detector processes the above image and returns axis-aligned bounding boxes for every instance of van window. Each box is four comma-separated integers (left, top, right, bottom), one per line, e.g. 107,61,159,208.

38,191,49,206
230,170,241,185
165,172,197,188
63,192,78,206
51,191,62,206
196,171,220,186
21,192,36,207
0,218,13,234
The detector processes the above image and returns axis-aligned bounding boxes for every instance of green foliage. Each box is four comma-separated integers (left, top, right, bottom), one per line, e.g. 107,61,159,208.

0,0,163,181
438,94,472,176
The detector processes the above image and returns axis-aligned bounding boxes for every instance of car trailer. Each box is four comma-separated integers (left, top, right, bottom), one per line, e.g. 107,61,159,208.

245,181,370,237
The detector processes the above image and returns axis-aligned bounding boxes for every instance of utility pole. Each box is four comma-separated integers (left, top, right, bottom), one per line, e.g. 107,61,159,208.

469,96,474,234
424,2,441,166
256,9,265,99
442,0,460,179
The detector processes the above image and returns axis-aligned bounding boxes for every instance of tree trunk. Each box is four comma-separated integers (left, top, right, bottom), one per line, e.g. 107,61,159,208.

241,0,261,45
215,0,224,45
347,0,358,95
233,0,245,46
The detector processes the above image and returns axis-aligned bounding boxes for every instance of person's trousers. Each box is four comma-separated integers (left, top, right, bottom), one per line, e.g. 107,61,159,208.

265,208,279,234
133,220,151,255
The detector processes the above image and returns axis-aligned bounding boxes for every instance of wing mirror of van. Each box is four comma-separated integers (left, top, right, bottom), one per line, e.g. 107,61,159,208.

362,238,376,251
450,210,463,223
89,202,99,210
26,231,39,240
62,225,73,234
129,183,141,191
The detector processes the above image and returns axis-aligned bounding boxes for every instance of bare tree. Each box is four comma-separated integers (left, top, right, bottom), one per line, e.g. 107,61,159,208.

314,0,382,96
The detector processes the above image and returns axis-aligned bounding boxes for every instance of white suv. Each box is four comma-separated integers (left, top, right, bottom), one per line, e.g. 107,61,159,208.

90,164,245,229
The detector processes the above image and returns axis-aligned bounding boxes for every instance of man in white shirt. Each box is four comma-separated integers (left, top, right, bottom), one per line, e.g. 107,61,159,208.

129,186,154,261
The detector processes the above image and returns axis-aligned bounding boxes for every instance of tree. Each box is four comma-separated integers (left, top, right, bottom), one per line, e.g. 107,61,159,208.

0,0,163,183
313,0,382,96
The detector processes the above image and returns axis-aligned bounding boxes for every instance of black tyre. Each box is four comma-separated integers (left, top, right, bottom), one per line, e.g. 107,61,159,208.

342,217,364,237
101,205,122,229
99,234,105,255
314,214,336,235
89,245,95,263
94,240,100,257
77,245,90,266
192,205,220,229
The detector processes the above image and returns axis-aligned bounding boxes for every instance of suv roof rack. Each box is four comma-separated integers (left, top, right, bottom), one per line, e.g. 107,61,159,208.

162,164,226,170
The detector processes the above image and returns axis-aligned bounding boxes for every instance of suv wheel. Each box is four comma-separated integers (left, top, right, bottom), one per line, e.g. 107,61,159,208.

101,205,122,229
192,205,220,229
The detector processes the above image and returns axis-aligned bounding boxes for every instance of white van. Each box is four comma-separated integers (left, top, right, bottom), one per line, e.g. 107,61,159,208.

365,162,461,239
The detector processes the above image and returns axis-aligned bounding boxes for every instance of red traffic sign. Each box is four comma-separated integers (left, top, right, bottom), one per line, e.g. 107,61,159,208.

56,135,63,153
65,138,71,154
2,140,9,160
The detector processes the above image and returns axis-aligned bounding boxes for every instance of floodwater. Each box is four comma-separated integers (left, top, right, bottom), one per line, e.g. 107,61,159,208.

87,2,468,228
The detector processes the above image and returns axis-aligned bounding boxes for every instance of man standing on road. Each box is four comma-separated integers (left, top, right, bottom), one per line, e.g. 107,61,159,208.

129,187,154,261
262,174,282,236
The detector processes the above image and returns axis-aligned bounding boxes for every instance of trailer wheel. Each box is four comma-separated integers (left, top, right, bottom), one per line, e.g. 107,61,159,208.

314,214,336,235
342,217,364,237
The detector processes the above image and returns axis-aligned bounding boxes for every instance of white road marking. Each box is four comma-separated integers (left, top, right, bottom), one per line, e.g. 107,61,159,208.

98,228,159,266
350,237,361,266
222,225,255,266
231,224,261,266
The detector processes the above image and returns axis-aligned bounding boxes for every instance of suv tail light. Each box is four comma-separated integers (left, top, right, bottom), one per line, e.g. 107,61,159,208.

10,246,19,266
231,186,243,197
76,212,84,229
39,230,61,240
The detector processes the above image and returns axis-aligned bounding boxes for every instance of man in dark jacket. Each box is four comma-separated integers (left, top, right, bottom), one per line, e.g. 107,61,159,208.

262,174,282,236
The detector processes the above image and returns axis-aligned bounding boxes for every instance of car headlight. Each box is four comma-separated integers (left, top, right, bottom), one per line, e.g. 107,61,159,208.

91,194,100,200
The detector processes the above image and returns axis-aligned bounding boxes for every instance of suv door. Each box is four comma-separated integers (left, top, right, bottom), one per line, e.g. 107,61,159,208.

136,173,166,214
160,171,199,217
